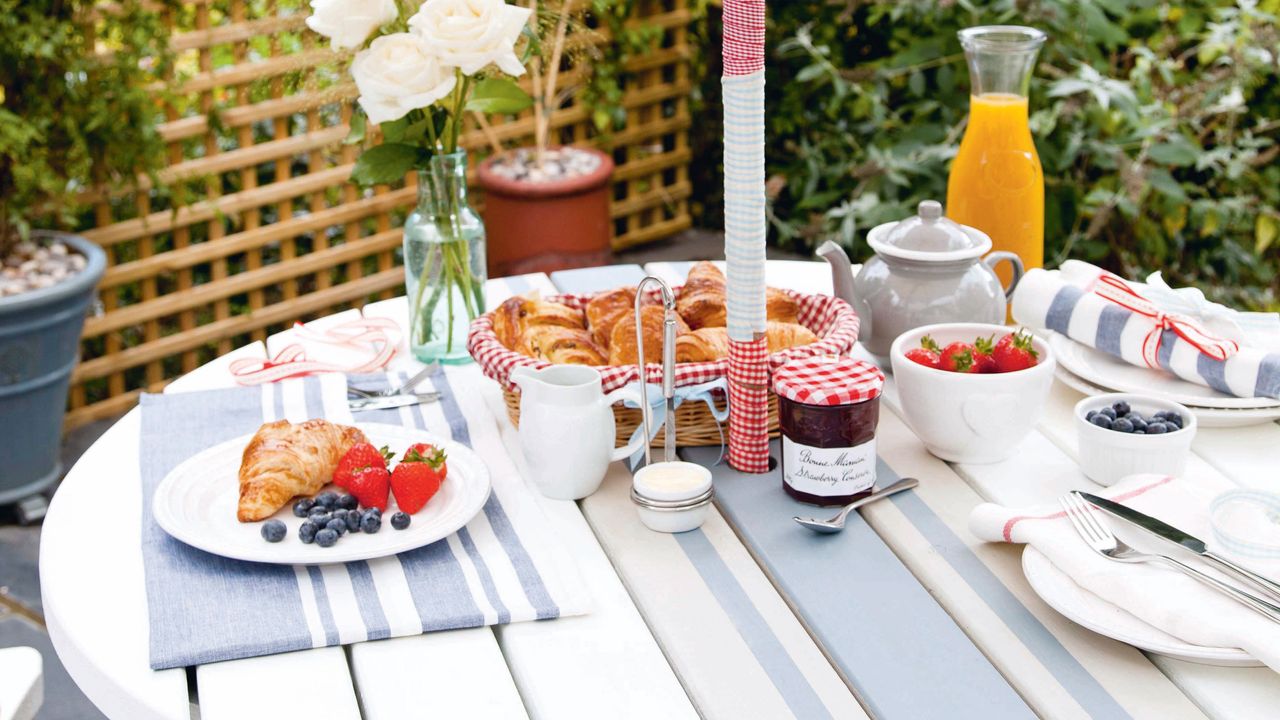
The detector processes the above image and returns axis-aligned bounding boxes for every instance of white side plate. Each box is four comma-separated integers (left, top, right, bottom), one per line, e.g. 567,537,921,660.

153,423,491,564
1050,334,1280,410
1022,546,1260,667
1054,366,1280,428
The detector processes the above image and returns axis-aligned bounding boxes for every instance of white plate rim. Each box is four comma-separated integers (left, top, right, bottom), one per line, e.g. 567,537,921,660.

1022,545,1261,667
152,422,491,565
1054,365,1280,428
1049,333,1280,410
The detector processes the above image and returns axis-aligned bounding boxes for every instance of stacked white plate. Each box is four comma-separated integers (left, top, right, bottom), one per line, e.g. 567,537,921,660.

1049,334,1280,428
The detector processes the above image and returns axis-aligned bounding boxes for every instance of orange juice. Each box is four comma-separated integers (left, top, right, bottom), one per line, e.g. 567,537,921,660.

946,92,1044,284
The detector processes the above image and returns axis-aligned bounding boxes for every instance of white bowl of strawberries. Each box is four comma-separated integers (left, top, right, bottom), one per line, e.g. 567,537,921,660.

890,323,1056,464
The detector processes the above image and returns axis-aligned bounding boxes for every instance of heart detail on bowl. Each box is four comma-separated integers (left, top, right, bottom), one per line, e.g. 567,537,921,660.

962,393,1023,439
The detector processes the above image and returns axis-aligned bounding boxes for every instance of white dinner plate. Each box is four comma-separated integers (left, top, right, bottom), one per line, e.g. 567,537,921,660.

153,422,491,564
1049,333,1280,410
1054,365,1280,429
1022,546,1261,667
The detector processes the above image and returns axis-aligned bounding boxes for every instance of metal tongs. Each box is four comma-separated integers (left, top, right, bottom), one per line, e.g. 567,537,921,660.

634,276,678,465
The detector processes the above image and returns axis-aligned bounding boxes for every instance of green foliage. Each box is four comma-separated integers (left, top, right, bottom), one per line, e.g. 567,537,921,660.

466,76,536,114
716,0,1280,310
0,0,175,253
580,0,664,133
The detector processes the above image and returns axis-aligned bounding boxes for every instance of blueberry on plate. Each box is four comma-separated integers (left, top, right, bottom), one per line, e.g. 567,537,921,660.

344,510,362,533
315,491,339,509
1112,417,1134,433
1147,422,1169,434
315,528,339,548
1112,401,1131,416
261,519,287,543
361,512,382,534
326,518,348,536
337,493,358,510
308,510,331,527
293,498,315,518
299,521,318,544
1089,414,1114,429
390,512,411,530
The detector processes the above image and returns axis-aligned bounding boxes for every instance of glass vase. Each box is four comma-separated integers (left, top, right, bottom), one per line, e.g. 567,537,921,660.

404,152,487,364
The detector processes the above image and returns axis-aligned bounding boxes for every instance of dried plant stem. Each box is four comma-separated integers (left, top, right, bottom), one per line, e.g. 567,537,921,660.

473,112,504,155
537,0,573,163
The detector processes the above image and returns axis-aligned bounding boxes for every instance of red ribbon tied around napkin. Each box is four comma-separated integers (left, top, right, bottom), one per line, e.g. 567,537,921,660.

228,317,400,385
1092,273,1238,368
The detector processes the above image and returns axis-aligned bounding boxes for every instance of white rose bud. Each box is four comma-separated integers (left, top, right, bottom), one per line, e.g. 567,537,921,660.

306,0,399,51
351,33,458,125
408,0,532,77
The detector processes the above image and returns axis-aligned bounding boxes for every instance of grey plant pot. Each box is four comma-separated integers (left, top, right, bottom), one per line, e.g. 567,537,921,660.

0,231,106,505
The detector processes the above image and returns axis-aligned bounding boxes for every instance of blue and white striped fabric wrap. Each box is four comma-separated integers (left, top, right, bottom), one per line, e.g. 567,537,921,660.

1013,266,1280,399
138,370,589,670
722,71,767,341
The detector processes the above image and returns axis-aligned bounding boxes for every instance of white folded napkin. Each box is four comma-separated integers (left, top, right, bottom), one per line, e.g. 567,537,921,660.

1142,271,1280,352
969,474,1280,672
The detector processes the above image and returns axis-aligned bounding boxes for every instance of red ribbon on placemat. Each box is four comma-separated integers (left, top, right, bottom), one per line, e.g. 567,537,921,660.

1092,274,1238,368
228,317,400,385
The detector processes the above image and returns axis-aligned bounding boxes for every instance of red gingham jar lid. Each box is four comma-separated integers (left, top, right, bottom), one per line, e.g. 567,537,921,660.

772,357,884,406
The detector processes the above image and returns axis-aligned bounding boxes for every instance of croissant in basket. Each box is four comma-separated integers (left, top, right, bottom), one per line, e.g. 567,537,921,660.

585,287,639,347
519,325,607,366
674,322,818,363
609,305,691,366
676,261,800,328
492,295,585,350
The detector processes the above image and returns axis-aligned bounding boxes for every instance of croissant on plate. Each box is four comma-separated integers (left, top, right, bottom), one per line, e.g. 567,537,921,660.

585,287,639,347
766,321,819,353
675,327,731,363
491,295,585,350
608,305,691,366
518,325,607,365
237,419,368,522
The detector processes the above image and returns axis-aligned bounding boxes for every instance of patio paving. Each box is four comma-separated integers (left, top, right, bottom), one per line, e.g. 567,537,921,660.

0,227,801,719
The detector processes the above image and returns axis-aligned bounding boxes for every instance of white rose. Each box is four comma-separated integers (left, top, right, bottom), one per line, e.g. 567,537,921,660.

306,0,399,51
408,0,532,77
351,33,458,125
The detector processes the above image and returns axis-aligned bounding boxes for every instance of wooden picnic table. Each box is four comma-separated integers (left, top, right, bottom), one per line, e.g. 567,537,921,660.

38,260,1280,719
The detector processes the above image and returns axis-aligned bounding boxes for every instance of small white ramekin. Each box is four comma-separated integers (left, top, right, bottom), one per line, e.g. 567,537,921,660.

1074,393,1197,486
631,461,713,533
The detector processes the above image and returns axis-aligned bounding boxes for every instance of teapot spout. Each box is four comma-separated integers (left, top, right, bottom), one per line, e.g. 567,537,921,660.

816,240,857,307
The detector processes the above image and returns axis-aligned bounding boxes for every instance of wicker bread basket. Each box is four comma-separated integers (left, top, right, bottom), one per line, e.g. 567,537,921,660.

468,287,860,449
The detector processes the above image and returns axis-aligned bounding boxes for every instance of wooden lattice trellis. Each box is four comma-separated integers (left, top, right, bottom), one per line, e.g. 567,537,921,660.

70,0,692,429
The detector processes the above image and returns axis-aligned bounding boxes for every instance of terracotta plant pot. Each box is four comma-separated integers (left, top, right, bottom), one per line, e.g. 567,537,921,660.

476,147,615,277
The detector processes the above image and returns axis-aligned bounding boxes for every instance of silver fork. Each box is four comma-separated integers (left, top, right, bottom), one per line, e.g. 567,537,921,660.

1060,491,1280,625
347,363,438,399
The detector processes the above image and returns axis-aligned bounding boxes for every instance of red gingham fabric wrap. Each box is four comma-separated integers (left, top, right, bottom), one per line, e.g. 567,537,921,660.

727,336,771,473
722,0,765,76
467,288,860,393
773,357,884,406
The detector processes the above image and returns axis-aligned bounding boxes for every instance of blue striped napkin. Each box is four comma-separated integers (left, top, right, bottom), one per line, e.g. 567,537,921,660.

139,368,589,670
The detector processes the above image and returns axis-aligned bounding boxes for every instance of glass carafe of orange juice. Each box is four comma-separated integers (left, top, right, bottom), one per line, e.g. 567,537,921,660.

946,26,1047,285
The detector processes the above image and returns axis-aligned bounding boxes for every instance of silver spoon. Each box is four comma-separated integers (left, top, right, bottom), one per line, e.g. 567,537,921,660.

793,477,920,533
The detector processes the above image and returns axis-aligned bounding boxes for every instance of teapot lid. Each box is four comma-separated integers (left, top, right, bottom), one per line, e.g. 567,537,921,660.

882,201,981,251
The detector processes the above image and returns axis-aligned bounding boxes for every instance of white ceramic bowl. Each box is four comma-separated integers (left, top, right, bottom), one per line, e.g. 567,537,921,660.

1074,393,1197,487
631,461,713,534
890,323,1056,464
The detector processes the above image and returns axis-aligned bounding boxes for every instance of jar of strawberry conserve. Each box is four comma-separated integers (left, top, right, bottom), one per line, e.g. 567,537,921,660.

773,358,885,506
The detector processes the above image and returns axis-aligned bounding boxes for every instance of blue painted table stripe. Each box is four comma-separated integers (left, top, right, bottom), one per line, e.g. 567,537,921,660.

685,443,1035,720
549,264,647,294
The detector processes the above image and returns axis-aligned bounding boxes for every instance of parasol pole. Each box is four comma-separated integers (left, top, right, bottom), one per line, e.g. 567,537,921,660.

722,0,771,473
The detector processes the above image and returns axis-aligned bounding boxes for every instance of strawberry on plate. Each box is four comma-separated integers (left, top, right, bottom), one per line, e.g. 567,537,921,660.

938,341,979,373
347,465,391,511
334,443,393,490
992,329,1039,372
392,446,448,514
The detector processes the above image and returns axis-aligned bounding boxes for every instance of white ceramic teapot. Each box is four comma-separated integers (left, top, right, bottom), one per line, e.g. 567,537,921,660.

511,365,645,500
819,200,1023,360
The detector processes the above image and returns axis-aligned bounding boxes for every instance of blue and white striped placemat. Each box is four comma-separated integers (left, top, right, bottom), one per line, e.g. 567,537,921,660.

139,369,588,670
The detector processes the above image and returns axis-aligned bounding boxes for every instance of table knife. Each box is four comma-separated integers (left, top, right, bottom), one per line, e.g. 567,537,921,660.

1079,491,1280,604
347,392,441,412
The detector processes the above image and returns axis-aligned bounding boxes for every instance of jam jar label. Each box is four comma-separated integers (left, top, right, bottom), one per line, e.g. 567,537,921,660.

781,437,876,497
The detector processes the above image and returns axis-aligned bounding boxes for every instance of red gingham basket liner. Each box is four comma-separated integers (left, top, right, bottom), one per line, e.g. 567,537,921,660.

467,287,861,393
773,357,885,406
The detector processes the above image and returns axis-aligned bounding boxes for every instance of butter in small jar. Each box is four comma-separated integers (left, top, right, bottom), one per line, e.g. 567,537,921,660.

631,461,713,533
773,358,885,506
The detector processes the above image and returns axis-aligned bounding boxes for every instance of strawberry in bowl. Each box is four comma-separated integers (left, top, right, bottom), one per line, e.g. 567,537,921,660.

890,323,1056,464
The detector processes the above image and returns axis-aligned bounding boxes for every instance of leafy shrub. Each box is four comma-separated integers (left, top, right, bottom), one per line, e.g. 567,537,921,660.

700,0,1280,310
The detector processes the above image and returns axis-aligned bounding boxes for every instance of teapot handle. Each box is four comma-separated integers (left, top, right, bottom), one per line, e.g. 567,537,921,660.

982,251,1025,300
